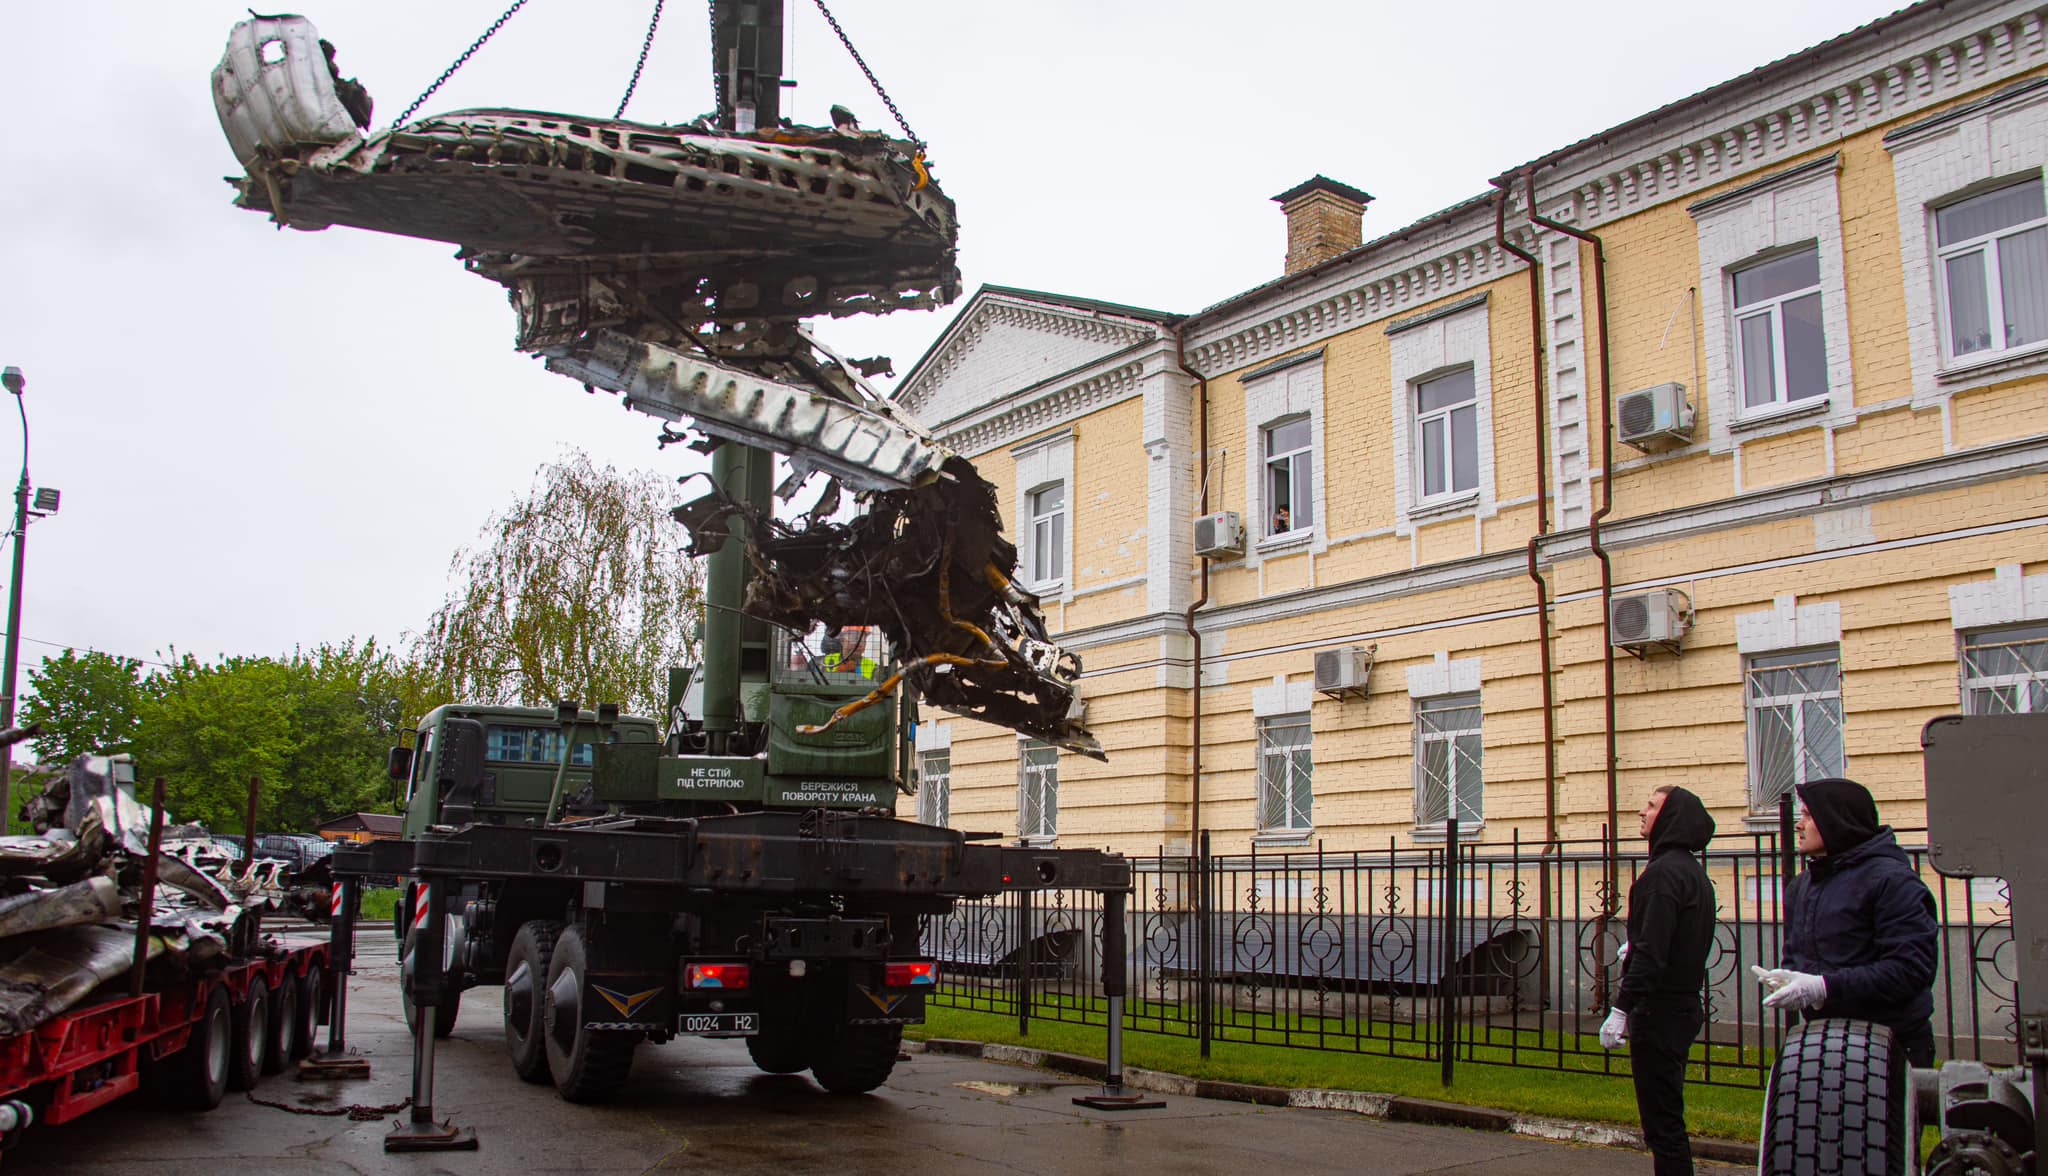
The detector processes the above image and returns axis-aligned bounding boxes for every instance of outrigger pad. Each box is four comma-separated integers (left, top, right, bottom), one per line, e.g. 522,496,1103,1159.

384,1118,479,1152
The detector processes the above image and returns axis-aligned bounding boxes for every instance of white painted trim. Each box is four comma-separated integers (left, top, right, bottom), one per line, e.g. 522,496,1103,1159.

1251,673,1315,717
914,720,952,752
1390,300,1496,533
1405,651,1483,699
1736,594,1844,654
1013,433,1075,602
1950,563,2048,627
1242,353,1329,567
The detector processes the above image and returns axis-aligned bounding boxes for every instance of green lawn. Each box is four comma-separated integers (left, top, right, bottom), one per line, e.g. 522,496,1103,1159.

360,886,400,921
909,1002,1767,1140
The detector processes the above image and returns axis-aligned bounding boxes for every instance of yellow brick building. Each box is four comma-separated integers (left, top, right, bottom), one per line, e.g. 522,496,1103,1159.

894,0,2048,861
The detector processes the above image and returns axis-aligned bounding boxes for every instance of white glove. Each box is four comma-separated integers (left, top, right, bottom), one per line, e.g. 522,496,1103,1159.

1753,966,1828,1011
1599,1008,1628,1049
1617,940,1631,967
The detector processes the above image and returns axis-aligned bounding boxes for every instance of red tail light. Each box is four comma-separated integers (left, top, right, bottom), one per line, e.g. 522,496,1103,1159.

685,963,750,990
884,961,938,988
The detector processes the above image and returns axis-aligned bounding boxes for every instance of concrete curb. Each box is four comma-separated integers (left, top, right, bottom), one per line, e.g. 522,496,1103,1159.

912,1038,1759,1167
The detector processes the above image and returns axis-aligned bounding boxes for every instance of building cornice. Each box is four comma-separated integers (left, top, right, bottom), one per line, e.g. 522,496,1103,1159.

899,293,1162,418
940,349,1156,458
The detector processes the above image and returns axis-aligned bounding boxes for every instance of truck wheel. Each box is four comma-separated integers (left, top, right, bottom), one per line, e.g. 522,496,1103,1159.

293,963,324,1057
265,973,297,1074
541,923,638,1104
1760,1019,1907,1176
745,1018,808,1075
228,974,273,1091
807,1022,902,1095
503,920,563,1084
149,984,232,1110
401,925,460,1039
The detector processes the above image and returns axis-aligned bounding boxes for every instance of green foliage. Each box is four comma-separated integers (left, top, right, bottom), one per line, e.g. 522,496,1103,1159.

359,886,400,921
416,452,704,717
128,639,426,834
19,648,143,765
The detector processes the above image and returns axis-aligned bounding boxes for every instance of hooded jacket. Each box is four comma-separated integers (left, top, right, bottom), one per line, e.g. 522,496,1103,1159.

1784,778,1938,1030
1614,786,1717,1014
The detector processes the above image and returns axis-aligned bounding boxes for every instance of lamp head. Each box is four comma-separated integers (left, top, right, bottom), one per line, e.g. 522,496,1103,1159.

0,368,21,396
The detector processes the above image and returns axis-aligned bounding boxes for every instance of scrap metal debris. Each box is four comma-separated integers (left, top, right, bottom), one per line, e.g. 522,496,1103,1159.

210,14,1100,757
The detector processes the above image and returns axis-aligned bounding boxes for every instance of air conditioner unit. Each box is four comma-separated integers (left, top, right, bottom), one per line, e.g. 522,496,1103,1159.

1193,511,1244,558
1313,644,1375,698
1610,588,1691,652
1616,382,1695,449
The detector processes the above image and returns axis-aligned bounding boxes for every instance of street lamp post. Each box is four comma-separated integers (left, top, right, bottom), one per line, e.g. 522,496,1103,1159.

0,365,44,833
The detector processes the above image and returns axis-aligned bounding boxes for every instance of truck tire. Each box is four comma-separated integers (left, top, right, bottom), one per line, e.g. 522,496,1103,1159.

149,983,233,1110
503,920,563,1084
401,924,461,1039
807,1021,902,1095
265,973,297,1074
1760,1019,1907,1176
541,923,638,1103
745,1017,808,1075
228,973,273,1092
293,963,324,1057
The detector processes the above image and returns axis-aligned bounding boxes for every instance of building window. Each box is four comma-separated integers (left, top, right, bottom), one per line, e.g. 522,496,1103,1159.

1256,714,1312,832
1026,482,1065,587
1745,648,1844,812
1414,693,1482,825
1936,176,2048,362
1262,416,1313,536
1414,368,1478,501
1962,624,2048,715
1733,246,1828,410
917,749,951,826
1018,740,1058,840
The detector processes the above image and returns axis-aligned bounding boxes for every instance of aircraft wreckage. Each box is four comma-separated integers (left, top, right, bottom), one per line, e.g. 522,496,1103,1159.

213,13,1100,756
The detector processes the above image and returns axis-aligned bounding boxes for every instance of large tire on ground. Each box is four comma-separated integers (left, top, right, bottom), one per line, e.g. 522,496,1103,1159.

265,972,297,1075
401,925,460,1039
147,983,232,1110
745,1015,809,1075
291,963,324,1060
806,1021,902,1094
228,973,272,1092
541,922,638,1103
503,920,563,1084
1760,1018,1908,1176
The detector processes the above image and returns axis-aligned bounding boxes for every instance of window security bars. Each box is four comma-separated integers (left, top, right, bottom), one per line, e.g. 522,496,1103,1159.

1415,693,1483,825
1744,650,1843,812
918,748,951,827
1019,740,1058,840
1962,624,2048,716
1256,715,1313,833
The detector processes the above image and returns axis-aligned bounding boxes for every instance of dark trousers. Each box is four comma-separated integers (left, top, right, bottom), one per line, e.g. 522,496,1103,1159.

1628,1001,1702,1176
1891,1019,1935,1068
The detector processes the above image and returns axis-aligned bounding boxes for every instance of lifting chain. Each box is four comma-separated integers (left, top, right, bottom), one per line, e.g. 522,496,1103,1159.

808,0,922,149
615,0,666,119
246,1091,414,1121
389,0,532,130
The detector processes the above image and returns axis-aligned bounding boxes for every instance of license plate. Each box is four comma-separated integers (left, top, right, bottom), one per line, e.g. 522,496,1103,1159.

679,1012,757,1035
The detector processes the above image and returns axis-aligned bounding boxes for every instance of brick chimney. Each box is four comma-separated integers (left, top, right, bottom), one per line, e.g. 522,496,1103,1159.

1273,175,1372,276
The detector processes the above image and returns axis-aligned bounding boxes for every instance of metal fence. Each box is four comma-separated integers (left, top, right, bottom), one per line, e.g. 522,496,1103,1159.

923,810,2019,1090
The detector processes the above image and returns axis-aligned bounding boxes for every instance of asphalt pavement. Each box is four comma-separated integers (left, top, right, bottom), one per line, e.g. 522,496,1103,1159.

2,934,1723,1175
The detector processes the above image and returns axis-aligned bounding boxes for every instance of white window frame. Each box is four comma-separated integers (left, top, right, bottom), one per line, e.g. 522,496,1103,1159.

917,748,952,827
1412,366,1478,504
1690,155,1855,452
1743,647,1844,814
1389,298,1493,529
1933,177,2048,365
1960,623,2048,716
1731,246,1829,411
1413,692,1483,829
1260,415,1313,539
1255,714,1313,834
1884,81,2048,407
1026,481,1065,588
1011,430,1073,598
1018,739,1058,842
1241,352,1326,562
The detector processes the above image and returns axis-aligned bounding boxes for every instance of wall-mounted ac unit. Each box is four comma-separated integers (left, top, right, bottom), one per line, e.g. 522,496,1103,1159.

1193,511,1244,558
1314,644,1375,698
1617,382,1695,449
1610,588,1691,652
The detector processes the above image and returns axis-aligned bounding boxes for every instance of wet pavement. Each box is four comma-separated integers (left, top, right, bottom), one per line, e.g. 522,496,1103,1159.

4,934,1715,1174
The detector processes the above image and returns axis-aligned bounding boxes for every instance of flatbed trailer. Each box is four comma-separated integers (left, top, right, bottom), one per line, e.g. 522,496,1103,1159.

0,937,330,1138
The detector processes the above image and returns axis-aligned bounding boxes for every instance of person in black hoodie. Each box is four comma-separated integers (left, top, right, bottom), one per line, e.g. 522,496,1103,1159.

1754,777,1939,1066
1602,785,1717,1176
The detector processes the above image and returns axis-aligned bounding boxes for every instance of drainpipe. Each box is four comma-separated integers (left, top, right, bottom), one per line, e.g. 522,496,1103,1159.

1174,327,1210,851
1527,181,1621,901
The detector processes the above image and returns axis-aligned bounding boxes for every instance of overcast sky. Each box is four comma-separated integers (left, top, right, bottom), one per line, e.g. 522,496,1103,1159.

0,0,1902,683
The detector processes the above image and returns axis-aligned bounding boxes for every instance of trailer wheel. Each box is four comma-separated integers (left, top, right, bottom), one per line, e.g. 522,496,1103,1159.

541,923,638,1104
745,1017,809,1075
503,919,563,1084
401,924,460,1039
806,1021,902,1095
1760,1019,1907,1176
228,974,273,1092
265,973,297,1074
293,963,324,1057
149,983,232,1110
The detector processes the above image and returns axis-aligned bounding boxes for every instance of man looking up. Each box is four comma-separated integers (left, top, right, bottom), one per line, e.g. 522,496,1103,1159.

1601,785,1717,1176
1755,777,1940,1066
